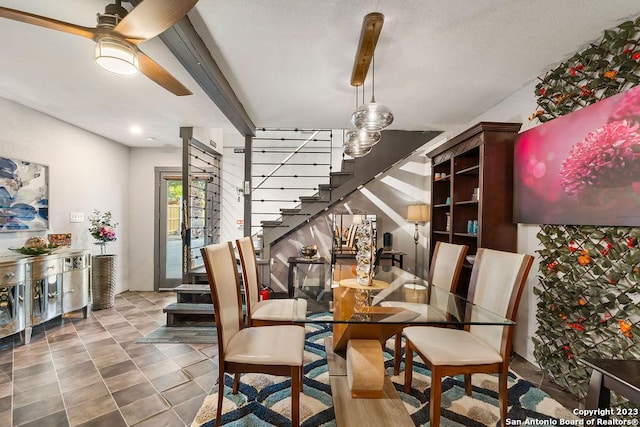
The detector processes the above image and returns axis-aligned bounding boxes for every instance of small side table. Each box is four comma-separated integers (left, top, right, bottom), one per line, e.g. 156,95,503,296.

581,358,640,416
287,257,327,298
380,250,406,268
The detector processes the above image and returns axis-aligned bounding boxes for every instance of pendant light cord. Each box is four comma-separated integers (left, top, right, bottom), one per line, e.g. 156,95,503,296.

355,85,358,109
371,22,376,104
371,50,376,103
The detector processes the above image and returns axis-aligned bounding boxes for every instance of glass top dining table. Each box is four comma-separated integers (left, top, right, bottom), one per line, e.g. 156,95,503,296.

290,264,514,399
290,264,514,327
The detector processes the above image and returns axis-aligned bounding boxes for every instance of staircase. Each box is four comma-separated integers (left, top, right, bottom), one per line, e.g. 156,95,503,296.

163,284,214,326
259,130,441,258
162,260,245,326
162,129,440,325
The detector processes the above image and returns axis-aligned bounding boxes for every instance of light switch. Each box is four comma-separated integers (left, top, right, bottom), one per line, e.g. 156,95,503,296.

69,212,84,223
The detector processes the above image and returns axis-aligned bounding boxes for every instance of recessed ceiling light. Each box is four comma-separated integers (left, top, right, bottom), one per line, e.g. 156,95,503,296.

130,125,142,135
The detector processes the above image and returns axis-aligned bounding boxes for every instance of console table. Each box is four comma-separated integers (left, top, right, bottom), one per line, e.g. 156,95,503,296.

0,249,90,343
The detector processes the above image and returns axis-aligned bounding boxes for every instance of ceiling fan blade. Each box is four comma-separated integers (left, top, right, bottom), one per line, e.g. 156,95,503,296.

114,0,198,41
0,6,96,40
137,49,192,96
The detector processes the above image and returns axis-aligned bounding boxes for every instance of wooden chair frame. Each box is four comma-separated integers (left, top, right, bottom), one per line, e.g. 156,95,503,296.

235,236,263,326
236,236,304,327
392,242,468,375
201,242,302,427
403,248,533,427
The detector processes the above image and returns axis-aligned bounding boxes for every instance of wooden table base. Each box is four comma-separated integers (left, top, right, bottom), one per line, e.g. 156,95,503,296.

325,337,414,427
346,339,385,398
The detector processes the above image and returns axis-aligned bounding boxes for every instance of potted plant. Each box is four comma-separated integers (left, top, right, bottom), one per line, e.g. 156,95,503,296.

88,210,118,309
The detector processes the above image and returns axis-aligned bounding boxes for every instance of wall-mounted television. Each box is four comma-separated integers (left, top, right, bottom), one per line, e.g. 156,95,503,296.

514,86,640,226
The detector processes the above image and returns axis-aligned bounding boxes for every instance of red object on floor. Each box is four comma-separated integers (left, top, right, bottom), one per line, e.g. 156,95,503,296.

259,288,270,301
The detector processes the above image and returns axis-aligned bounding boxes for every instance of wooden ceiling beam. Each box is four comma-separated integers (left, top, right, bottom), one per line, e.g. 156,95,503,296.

350,12,384,87
127,0,256,137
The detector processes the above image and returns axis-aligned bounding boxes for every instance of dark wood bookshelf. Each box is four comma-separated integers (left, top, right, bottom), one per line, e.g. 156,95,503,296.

426,122,522,297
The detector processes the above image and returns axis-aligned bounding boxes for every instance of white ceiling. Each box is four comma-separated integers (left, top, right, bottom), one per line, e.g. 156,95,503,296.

1,0,640,148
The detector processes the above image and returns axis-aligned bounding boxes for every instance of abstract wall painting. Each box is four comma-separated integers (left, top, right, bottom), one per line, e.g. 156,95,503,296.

0,156,49,232
514,85,640,226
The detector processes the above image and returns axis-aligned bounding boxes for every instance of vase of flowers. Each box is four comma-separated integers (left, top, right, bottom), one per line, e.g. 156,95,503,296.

88,210,118,309
89,210,117,255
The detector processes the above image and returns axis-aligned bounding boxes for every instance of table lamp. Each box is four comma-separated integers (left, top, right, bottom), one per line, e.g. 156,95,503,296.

406,204,430,277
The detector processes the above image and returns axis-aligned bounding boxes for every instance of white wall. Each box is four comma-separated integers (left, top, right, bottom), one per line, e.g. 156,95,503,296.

220,131,245,243
127,147,181,290
0,97,131,293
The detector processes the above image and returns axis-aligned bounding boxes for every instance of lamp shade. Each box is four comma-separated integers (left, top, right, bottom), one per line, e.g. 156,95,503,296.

351,101,394,131
406,204,430,222
345,128,381,149
343,142,372,158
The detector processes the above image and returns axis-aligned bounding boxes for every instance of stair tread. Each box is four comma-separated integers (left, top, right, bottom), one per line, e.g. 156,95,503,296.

281,209,308,216
300,198,329,203
175,284,211,293
330,171,354,176
163,303,214,314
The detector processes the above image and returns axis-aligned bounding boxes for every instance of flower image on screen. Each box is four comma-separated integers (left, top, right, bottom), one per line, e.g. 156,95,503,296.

514,85,640,226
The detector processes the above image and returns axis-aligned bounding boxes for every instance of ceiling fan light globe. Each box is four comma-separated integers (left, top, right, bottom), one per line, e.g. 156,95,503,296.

95,37,139,76
351,102,393,131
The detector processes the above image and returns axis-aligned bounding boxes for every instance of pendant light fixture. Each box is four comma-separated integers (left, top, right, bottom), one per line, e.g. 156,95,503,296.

351,51,393,131
343,140,373,157
344,85,381,151
350,13,393,132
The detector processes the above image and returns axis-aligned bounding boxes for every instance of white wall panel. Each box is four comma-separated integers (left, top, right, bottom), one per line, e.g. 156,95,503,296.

0,97,131,294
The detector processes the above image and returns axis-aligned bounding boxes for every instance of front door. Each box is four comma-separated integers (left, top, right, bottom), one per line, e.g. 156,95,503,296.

156,169,183,290
155,168,219,290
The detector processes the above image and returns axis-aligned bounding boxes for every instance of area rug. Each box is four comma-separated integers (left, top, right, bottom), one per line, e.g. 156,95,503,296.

137,325,217,344
191,323,578,426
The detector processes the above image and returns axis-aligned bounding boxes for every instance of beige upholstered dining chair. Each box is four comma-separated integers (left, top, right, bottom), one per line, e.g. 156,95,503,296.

201,242,306,427
236,236,307,326
403,248,534,427
391,241,468,375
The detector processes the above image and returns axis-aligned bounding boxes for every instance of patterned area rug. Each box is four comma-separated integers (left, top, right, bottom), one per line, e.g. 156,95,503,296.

191,323,578,426
137,325,217,344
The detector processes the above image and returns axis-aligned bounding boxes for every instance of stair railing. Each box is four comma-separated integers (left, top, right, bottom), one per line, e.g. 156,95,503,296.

250,128,340,236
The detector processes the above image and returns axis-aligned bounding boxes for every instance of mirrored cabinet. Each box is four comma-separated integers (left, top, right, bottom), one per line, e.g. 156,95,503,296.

0,249,90,343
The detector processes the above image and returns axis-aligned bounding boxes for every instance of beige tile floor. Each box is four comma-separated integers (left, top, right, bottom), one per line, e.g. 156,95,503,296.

0,291,217,427
0,291,579,426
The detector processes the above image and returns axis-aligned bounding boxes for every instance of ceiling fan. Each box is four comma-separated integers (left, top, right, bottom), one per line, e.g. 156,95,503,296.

0,0,198,96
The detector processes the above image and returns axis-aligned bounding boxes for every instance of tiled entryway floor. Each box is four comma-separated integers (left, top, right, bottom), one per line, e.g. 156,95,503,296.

0,291,217,427
0,291,580,427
